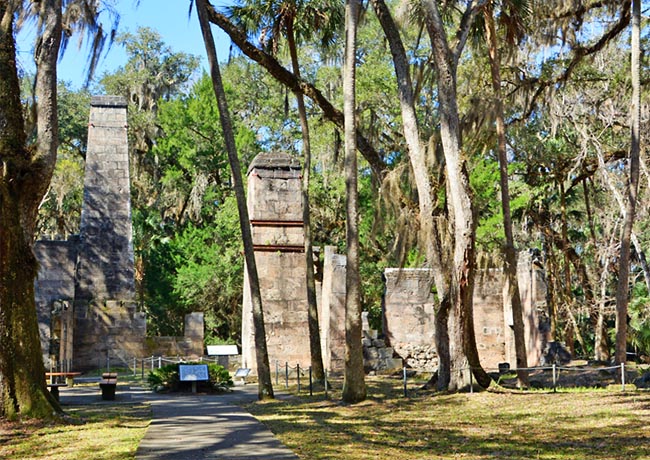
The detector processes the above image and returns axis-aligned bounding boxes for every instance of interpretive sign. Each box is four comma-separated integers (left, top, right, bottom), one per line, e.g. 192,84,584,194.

206,345,239,356
234,368,251,378
179,364,209,382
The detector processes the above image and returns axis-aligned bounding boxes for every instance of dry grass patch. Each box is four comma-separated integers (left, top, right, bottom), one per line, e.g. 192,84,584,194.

247,377,650,460
0,404,150,460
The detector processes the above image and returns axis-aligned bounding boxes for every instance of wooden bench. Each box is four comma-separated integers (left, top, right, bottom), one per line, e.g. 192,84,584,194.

47,383,68,402
99,373,118,400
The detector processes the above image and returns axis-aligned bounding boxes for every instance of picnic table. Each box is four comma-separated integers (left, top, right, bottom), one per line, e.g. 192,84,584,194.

45,371,81,386
44,372,80,401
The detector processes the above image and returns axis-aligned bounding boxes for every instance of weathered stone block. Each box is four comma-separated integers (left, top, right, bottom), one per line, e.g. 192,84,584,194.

184,312,204,339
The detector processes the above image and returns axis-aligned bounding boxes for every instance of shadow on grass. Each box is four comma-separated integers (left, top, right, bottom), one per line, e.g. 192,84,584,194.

0,404,151,460
248,379,650,460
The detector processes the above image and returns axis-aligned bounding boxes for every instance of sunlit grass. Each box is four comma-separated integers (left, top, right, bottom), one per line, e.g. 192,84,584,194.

0,404,151,460
247,377,650,460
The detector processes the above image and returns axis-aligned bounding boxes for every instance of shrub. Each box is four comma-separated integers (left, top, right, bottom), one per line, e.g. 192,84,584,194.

148,362,233,392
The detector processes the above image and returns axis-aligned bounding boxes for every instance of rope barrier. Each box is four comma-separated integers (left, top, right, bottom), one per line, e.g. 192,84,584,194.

398,362,643,395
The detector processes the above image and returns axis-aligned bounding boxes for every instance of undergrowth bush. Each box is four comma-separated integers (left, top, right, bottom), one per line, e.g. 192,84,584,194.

148,362,233,392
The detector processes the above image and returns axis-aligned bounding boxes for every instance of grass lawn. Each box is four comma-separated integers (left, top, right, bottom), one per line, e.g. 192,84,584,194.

0,403,150,460
247,377,650,460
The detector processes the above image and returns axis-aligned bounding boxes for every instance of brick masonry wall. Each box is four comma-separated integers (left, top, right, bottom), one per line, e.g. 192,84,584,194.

383,256,545,371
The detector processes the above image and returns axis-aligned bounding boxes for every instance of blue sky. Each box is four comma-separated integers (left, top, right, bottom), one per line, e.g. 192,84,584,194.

16,0,230,89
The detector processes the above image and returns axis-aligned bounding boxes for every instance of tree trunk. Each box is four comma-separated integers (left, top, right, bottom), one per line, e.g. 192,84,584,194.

369,0,453,390
483,3,528,387
596,148,650,296
196,0,274,399
341,0,366,404
595,256,611,361
0,0,62,418
615,0,641,364
542,230,558,341
286,23,325,382
369,0,434,222
583,178,610,361
422,0,490,390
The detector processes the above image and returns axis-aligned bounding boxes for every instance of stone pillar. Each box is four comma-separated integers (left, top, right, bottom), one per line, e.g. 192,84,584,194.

383,268,438,370
319,246,346,372
75,95,135,301
73,96,144,369
474,269,508,370
241,152,311,372
184,312,204,340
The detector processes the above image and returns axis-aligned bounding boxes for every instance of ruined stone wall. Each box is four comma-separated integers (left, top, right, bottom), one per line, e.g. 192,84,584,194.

34,96,206,370
143,313,204,357
383,269,437,370
510,252,545,367
34,239,78,367
242,152,312,371
473,269,509,370
383,256,545,371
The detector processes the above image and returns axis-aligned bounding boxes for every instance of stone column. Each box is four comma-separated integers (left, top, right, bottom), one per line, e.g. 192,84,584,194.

241,152,311,372
319,246,346,372
73,96,144,369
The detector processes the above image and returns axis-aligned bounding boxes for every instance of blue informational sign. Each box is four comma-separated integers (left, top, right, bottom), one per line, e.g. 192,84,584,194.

179,364,209,381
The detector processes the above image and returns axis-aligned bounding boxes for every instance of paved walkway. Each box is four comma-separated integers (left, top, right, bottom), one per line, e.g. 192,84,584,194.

59,383,300,460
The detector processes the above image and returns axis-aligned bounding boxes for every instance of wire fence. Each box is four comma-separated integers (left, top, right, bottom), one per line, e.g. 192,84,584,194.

401,362,648,396
50,353,649,397
125,355,238,380
46,354,238,380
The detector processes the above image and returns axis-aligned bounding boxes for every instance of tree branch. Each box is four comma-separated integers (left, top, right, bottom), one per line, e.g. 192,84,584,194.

510,1,631,124
204,3,386,180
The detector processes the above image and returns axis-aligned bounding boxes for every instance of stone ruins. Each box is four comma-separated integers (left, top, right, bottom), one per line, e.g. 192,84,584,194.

35,96,202,370
34,97,547,375
241,153,346,371
383,258,545,372
241,151,547,374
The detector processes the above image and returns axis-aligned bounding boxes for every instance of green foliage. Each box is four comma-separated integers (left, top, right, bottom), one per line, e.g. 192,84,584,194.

629,283,650,359
36,82,89,238
471,156,503,251
57,82,91,157
100,27,200,154
147,362,233,392
222,57,299,154
101,27,200,106
131,71,255,342
37,153,84,238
